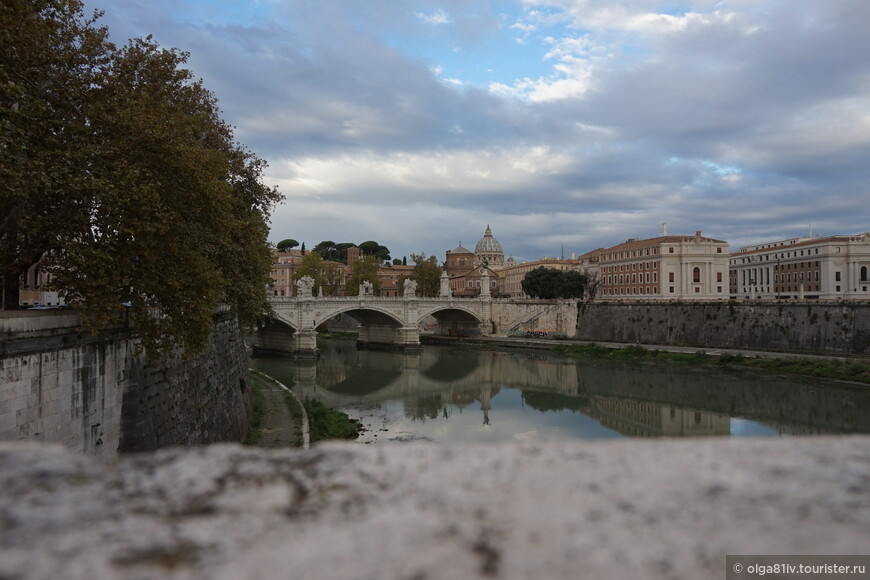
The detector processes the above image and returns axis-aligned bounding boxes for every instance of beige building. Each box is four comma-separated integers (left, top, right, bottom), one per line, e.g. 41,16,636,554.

594,228,729,300
729,232,870,300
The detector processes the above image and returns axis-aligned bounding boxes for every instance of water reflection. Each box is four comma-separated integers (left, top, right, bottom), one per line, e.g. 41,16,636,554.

250,340,870,444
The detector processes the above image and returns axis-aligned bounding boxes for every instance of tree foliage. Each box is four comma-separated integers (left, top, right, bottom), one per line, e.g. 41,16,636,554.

277,239,299,251
346,256,381,296
521,267,588,299
294,252,343,296
0,0,282,357
404,253,441,297
358,240,390,262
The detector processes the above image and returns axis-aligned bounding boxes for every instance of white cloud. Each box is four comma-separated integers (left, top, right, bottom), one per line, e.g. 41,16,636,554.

415,9,451,26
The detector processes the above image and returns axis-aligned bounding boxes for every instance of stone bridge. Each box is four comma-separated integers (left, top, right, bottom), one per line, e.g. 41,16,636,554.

256,275,579,356
258,280,493,355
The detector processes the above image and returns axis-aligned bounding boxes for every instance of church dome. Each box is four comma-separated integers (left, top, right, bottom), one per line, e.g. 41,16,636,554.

475,225,503,255
474,225,505,268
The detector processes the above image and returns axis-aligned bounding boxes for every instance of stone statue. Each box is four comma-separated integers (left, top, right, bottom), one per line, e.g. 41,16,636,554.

402,278,418,298
296,275,314,297
359,280,374,296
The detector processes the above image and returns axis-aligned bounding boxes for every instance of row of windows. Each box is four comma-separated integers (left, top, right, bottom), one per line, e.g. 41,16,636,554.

602,262,658,273
732,247,830,265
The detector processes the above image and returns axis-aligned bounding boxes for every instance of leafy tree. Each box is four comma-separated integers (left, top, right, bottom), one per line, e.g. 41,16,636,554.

0,1,281,357
346,256,381,296
294,252,343,296
392,258,402,266
521,267,588,299
277,239,299,251
405,253,441,297
359,240,390,262
312,240,336,260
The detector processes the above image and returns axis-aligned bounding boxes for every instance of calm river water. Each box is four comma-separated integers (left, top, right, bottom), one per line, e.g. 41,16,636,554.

250,340,870,444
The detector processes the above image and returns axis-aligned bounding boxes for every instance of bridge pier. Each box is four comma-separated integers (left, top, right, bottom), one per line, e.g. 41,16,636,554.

357,325,422,351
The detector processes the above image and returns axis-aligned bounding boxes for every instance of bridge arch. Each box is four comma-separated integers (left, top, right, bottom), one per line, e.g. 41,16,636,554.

318,305,403,328
417,304,485,337
255,316,299,355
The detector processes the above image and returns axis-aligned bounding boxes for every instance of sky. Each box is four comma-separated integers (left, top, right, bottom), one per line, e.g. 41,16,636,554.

83,0,870,264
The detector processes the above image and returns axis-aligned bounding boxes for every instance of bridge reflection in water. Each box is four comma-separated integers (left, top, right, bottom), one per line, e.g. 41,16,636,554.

250,341,870,443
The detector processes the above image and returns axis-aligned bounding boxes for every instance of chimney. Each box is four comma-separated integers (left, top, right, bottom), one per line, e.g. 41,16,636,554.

662,222,668,236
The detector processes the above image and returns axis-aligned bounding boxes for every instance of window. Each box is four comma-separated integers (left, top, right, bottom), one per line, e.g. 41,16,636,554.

669,272,675,283
716,248,722,253
668,247,674,254
716,272,723,282
836,271,841,281
862,267,868,282
669,286,675,293
693,267,701,283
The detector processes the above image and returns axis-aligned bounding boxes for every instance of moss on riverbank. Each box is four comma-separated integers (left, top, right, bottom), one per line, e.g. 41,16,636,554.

553,343,870,386
304,399,363,442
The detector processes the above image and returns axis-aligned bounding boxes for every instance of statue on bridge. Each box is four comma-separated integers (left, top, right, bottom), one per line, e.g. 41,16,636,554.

359,280,374,296
402,278,417,298
296,275,315,298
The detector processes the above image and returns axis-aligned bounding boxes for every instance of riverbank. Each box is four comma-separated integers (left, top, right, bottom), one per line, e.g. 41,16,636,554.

246,371,308,449
421,334,870,386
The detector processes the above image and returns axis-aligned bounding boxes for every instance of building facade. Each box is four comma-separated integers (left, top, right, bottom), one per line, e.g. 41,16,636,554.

595,230,729,300
729,232,870,300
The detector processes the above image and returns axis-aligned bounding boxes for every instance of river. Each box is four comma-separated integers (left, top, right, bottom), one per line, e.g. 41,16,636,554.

250,340,870,444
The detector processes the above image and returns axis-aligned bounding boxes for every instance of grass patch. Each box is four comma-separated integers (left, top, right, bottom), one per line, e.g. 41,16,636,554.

284,392,305,447
304,398,363,443
243,376,268,445
557,343,870,385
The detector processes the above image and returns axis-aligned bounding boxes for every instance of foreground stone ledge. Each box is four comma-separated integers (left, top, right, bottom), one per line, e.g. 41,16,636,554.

1,438,869,579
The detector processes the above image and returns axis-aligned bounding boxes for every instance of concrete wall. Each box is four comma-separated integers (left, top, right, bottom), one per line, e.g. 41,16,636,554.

576,301,870,355
0,310,252,454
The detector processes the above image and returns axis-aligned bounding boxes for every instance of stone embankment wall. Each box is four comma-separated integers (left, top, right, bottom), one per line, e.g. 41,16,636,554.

491,299,578,336
576,301,870,355
0,310,252,454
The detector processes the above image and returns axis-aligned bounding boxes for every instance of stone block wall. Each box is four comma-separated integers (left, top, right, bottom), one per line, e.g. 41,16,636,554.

0,311,252,454
491,299,578,336
576,301,870,355
118,313,253,453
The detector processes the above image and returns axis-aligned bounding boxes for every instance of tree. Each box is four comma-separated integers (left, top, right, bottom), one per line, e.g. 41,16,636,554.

405,253,441,297
521,267,588,299
584,272,602,300
346,256,381,296
277,239,299,251
392,258,402,266
294,252,343,296
0,1,281,357
359,240,390,262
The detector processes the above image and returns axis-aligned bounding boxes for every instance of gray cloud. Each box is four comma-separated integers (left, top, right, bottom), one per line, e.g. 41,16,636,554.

85,0,870,262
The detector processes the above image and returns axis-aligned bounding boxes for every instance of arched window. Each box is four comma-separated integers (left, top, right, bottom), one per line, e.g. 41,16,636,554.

693,267,701,283
862,266,868,282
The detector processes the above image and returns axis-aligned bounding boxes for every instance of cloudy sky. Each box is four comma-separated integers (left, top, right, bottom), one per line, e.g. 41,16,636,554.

84,0,870,263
